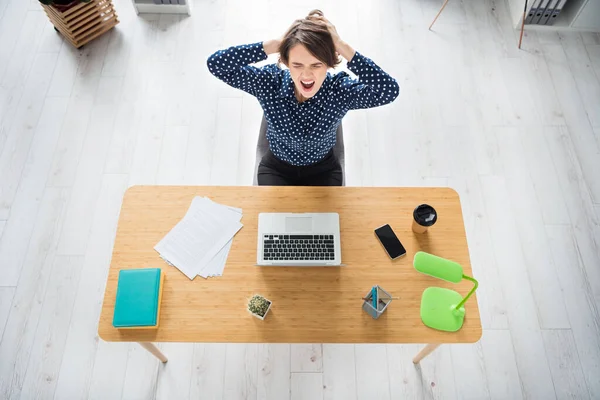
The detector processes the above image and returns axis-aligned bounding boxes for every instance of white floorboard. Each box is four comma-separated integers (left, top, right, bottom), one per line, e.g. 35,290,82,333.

223,344,258,400
155,343,194,400
156,125,189,185
559,33,600,129
595,204,600,254
1,0,600,398
189,343,227,399
128,102,165,186
546,225,600,396
104,101,142,174
355,344,390,400
291,344,323,373
518,33,566,127
495,126,570,329
0,287,15,343
210,97,242,185
518,125,571,225
47,74,101,188
120,343,160,400
480,175,556,399
0,11,47,146
542,43,600,204
450,343,490,399
0,50,58,221
322,344,356,400
0,96,68,286
0,188,67,399
257,344,291,400
542,329,590,399
413,343,457,399
46,42,82,98
18,255,84,400
0,2,29,82
480,330,524,400
291,373,323,400
56,104,117,255
544,127,600,309
53,174,128,400
386,343,461,399
87,341,129,400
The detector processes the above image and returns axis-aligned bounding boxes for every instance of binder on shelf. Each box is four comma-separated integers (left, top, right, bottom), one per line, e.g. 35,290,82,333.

526,0,542,24
533,0,550,24
548,0,568,25
541,0,559,24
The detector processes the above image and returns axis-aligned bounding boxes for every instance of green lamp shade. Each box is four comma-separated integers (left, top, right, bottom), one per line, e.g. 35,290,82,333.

413,251,463,283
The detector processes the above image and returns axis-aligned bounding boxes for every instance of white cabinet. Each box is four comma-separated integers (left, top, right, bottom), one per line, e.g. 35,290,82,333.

509,0,600,32
571,0,600,29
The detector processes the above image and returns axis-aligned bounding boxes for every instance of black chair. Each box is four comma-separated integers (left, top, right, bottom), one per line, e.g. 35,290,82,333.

253,116,345,186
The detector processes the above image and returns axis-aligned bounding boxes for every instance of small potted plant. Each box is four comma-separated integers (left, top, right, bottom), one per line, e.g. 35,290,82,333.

247,294,272,320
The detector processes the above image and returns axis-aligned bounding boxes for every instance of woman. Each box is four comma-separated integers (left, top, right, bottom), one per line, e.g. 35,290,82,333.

207,10,399,186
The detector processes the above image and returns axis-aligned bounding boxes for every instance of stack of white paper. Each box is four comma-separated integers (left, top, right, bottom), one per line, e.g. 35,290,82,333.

154,197,243,280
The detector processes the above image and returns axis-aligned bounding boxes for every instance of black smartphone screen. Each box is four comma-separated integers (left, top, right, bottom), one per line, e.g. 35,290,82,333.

374,224,406,259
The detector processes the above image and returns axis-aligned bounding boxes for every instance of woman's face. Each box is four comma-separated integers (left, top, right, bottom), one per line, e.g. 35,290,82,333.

287,44,328,99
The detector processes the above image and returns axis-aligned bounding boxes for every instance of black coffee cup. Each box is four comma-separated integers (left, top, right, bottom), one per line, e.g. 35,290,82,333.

412,204,437,233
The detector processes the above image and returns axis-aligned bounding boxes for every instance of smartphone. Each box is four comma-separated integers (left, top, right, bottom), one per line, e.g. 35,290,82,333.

374,224,407,259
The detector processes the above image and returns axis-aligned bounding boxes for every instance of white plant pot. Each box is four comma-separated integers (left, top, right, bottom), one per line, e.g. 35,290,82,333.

248,296,272,320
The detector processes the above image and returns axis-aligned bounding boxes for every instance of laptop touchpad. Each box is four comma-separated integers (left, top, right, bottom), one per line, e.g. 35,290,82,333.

285,217,312,232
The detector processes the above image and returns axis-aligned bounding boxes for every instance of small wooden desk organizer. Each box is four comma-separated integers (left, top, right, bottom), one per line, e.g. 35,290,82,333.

362,285,393,319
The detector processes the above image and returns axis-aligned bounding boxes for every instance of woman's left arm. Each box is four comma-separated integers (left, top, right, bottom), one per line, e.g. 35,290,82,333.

311,15,400,110
342,49,400,110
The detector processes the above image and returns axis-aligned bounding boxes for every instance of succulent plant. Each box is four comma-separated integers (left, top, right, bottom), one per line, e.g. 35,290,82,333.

248,295,271,317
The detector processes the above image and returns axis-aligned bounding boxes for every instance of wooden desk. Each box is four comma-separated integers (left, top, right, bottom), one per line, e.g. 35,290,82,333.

99,186,481,363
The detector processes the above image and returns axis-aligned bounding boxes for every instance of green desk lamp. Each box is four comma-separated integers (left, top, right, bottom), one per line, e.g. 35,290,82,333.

413,251,479,332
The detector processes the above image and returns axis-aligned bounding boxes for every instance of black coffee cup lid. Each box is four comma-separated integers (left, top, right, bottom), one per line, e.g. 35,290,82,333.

413,204,437,226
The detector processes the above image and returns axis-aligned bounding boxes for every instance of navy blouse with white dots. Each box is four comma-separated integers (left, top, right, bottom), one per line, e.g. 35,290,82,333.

207,42,399,166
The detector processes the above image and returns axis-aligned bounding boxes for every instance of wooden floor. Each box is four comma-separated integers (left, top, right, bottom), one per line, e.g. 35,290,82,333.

1,0,599,398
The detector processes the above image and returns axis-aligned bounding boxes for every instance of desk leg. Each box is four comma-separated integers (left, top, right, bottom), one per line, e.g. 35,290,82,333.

412,343,441,364
139,342,168,363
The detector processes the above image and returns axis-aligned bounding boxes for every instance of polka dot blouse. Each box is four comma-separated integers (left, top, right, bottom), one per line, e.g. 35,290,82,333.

207,42,400,166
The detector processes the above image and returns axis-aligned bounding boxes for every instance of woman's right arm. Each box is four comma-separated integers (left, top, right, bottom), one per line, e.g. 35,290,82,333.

207,41,281,98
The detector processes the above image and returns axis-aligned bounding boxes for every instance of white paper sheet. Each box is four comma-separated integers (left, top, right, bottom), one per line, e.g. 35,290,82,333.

197,201,243,278
198,240,233,278
154,196,243,280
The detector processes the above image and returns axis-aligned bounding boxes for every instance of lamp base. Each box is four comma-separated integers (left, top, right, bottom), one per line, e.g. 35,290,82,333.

420,287,465,332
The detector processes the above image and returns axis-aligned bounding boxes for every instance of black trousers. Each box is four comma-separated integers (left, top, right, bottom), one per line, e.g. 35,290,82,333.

257,150,343,186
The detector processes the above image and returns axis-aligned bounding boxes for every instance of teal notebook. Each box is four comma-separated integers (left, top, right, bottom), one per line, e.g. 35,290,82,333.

113,268,162,328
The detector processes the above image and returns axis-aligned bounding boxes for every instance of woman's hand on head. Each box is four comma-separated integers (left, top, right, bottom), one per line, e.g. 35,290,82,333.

263,39,282,55
307,13,341,49
264,18,303,55
306,12,355,61
308,14,342,43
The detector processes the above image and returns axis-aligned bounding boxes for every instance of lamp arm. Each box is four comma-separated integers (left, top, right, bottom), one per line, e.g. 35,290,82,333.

454,275,478,310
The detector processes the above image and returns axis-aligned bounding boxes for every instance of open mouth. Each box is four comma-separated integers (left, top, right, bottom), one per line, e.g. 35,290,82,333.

300,80,315,92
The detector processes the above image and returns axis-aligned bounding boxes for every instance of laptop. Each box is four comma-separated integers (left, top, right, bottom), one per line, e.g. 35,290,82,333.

257,213,342,266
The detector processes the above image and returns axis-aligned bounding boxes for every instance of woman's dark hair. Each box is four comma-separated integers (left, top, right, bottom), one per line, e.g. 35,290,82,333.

279,10,340,68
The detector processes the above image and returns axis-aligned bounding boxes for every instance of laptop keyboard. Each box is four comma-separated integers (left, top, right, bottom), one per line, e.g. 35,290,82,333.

263,234,335,261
